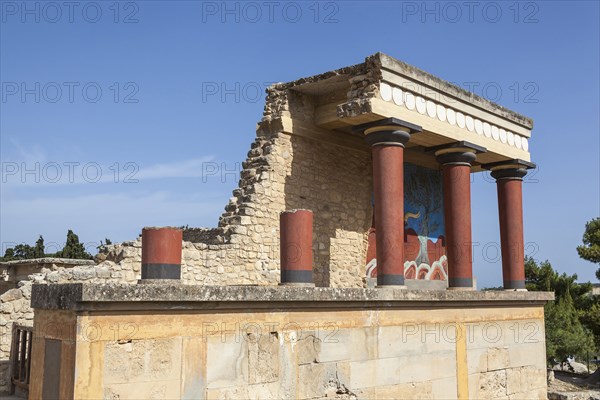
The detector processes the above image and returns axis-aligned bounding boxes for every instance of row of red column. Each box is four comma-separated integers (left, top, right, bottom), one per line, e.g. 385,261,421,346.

355,118,535,290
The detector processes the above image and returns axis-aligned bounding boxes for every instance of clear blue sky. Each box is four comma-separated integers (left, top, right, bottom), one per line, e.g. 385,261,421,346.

1,1,598,288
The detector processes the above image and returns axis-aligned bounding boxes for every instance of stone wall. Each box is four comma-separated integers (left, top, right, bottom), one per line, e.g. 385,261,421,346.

0,258,137,394
27,284,553,399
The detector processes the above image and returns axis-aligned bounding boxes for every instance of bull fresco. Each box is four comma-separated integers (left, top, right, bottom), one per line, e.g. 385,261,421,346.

365,162,447,281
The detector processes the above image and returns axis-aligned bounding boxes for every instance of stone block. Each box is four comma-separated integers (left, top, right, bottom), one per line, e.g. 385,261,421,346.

467,346,488,374
316,327,374,363
0,288,22,302
0,302,13,313
247,332,279,384
506,367,527,395
206,334,248,388
368,381,435,399
295,332,321,365
104,338,182,385
181,337,206,400
521,366,548,391
206,382,280,400
71,268,96,281
104,380,181,399
474,369,507,399
205,386,248,400
507,342,546,369
487,347,510,371
349,352,456,389
297,362,350,399
430,377,458,400
378,325,427,359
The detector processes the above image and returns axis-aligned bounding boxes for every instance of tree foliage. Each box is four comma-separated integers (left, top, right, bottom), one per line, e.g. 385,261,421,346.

577,217,600,280
1,244,36,260
544,299,595,362
525,257,596,362
34,235,45,258
55,230,92,259
1,230,93,261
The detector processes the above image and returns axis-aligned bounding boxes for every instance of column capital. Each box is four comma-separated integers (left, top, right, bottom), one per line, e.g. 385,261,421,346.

482,159,536,181
354,118,422,147
428,141,487,166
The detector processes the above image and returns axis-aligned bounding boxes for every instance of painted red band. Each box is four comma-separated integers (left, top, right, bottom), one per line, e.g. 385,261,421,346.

141,227,183,265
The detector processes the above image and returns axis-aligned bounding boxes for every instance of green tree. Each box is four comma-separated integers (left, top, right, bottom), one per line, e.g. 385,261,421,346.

578,218,600,263
1,248,16,261
525,257,596,362
34,235,45,258
56,230,92,260
525,257,591,303
12,244,35,259
579,299,600,350
0,243,38,261
545,299,595,362
577,217,600,280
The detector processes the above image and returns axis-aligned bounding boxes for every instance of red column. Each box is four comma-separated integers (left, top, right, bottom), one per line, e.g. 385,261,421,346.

372,143,406,286
356,118,421,287
434,143,484,290
442,162,474,289
280,209,314,285
141,227,182,280
490,164,532,290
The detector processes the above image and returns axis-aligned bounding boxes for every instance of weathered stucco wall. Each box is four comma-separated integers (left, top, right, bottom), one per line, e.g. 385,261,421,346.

28,285,552,400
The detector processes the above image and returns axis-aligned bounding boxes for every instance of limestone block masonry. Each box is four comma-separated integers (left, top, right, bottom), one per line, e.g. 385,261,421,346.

28,284,553,400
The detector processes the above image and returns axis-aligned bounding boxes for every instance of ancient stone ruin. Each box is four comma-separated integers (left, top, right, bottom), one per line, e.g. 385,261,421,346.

1,53,553,399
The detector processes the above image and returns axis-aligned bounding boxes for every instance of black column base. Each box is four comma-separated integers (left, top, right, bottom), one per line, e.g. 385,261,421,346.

281,269,313,284
141,263,181,280
448,277,473,289
503,280,526,290
377,274,405,287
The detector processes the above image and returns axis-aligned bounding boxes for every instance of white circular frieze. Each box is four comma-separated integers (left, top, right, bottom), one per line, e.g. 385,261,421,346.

416,96,426,114
507,131,515,146
499,129,507,143
426,100,436,118
437,105,446,121
483,122,491,138
447,109,456,125
466,116,474,132
456,112,466,129
514,134,522,149
475,119,483,135
392,87,403,105
405,92,415,110
380,83,392,102
377,84,530,153
491,125,499,140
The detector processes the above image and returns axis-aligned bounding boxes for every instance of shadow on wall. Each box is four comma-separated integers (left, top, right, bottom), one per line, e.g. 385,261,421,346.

0,358,13,395
284,134,373,287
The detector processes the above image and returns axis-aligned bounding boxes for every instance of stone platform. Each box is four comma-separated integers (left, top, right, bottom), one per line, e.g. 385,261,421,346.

28,283,553,399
